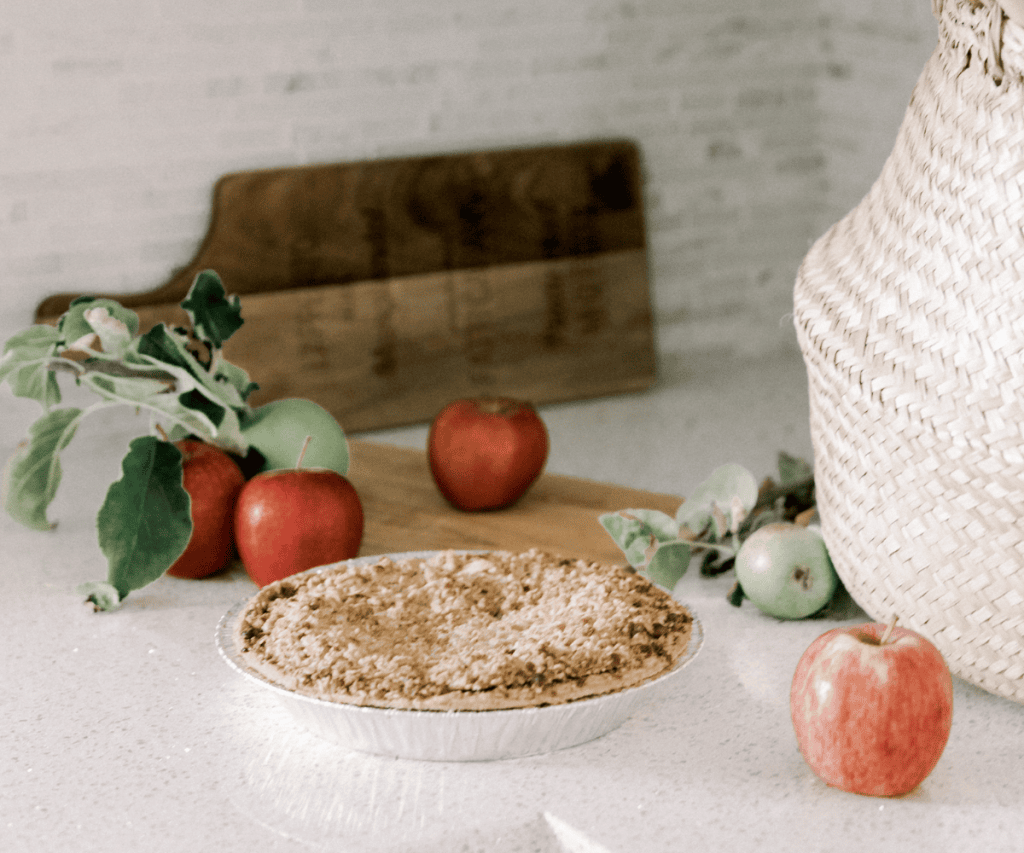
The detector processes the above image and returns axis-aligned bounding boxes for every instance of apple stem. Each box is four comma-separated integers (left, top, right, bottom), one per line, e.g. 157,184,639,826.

296,435,313,469
477,396,523,416
879,615,899,645
154,423,170,443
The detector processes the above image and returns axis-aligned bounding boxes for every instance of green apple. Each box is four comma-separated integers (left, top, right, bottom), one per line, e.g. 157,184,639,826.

734,522,839,619
239,398,349,475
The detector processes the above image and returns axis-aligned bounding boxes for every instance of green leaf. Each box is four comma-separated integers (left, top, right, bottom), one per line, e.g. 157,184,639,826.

95,436,192,604
778,451,813,486
676,463,759,537
81,305,135,358
177,388,226,428
80,370,223,445
0,325,62,407
644,540,692,590
599,512,653,567
127,325,249,452
181,270,244,349
134,323,202,377
699,549,735,576
133,322,248,410
58,297,139,347
600,509,681,568
84,370,177,401
203,404,247,455
728,581,746,607
623,508,679,542
213,359,259,403
2,408,83,530
76,581,121,611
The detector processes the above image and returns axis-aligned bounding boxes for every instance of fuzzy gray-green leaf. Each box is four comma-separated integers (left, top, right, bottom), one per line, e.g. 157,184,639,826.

2,407,83,530
599,512,652,567
622,508,679,542
0,325,63,408
676,463,759,537
58,297,139,347
76,581,122,612
644,540,692,591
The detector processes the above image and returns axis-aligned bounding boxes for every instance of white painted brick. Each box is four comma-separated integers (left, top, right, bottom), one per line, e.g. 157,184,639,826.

0,0,940,366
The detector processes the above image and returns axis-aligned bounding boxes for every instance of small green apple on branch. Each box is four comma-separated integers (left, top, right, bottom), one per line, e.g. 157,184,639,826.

0,271,350,610
599,453,839,619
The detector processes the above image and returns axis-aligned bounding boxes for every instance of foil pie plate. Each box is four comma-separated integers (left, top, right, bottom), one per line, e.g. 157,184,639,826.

215,552,704,762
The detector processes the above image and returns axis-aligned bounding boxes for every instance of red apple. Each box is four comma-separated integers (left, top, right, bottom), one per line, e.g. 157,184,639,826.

428,396,549,511
233,466,364,587
166,440,246,579
790,620,953,797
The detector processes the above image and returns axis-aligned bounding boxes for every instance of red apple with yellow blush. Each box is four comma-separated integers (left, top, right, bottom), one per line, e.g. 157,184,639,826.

790,619,953,797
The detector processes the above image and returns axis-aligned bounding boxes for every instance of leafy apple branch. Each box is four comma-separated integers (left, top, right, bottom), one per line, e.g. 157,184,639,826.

0,271,259,610
600,453,816,594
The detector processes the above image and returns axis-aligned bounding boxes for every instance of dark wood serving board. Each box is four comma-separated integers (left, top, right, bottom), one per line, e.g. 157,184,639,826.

35,140,657,433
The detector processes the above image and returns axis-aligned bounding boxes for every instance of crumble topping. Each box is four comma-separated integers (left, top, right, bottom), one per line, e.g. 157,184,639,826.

235,549,693,711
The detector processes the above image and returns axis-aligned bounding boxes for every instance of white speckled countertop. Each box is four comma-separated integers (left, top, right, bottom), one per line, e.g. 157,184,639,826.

3,346,1022,853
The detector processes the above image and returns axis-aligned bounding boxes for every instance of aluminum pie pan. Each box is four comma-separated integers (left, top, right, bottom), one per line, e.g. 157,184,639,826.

215,551,704,762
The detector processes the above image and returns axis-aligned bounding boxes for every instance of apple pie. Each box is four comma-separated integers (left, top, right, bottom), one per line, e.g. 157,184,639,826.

234,549,694,711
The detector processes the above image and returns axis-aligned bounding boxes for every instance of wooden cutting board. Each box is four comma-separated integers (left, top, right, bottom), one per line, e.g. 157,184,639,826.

34,141,656,433
347,438,681,564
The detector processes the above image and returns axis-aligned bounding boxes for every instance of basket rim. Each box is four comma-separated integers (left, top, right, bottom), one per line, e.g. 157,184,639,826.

937,0,1024,85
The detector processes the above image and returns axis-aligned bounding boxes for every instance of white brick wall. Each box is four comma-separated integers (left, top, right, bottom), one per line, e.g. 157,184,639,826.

818,0,939,226
0,0,939,366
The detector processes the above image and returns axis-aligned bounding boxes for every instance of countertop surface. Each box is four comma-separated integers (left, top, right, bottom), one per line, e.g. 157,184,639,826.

3,347,1022,853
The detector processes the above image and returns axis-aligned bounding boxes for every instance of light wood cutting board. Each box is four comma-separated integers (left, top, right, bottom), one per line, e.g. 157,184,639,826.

347,438,681,564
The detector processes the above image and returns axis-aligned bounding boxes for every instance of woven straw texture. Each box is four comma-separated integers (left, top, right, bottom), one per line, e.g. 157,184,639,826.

794,0,1024,702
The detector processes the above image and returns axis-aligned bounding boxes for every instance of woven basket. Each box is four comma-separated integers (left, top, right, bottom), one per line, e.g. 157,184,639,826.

794,0,1024,702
